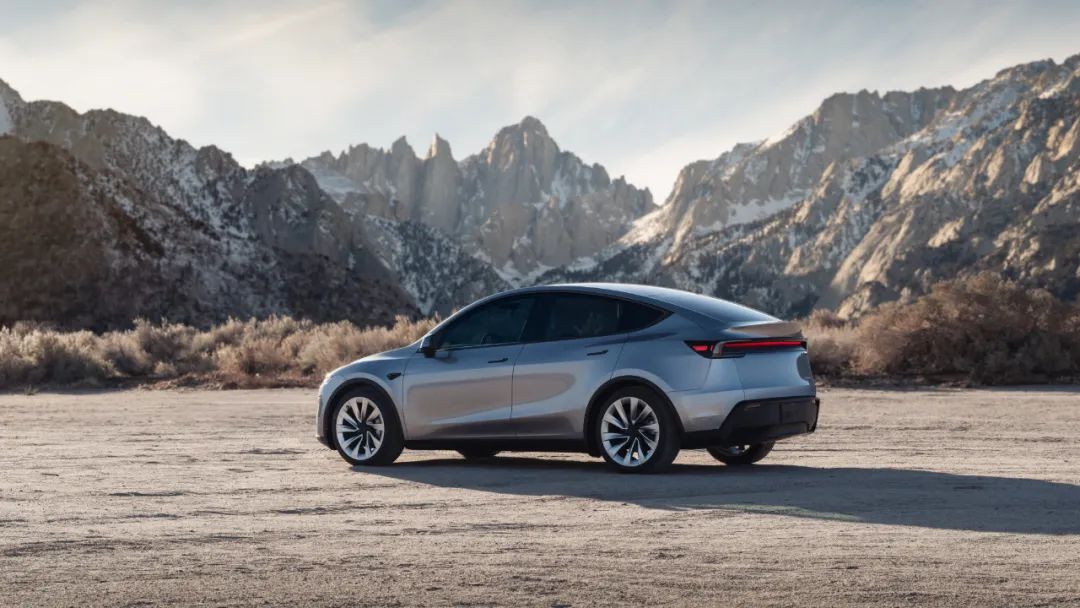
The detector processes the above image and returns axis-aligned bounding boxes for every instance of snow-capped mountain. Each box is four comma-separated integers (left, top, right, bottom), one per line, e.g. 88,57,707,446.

0,77,517,325
542,54,1080,318
2,52,1078,329
623,87,955,249
293,116,655,280
0,79,418,328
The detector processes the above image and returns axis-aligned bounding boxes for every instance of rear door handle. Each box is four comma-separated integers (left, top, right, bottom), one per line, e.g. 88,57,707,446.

488,357,509,363
586,349,608,356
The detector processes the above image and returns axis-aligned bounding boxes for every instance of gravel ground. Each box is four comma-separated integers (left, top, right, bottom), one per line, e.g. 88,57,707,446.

1,387,1079,607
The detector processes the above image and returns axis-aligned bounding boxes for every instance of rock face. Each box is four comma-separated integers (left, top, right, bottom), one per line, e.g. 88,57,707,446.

0,138,159,328
626,88,956,249
542,54,1080,319
354,216,509,317
0,81,416,328
2,52,1078,329
297,117,655,278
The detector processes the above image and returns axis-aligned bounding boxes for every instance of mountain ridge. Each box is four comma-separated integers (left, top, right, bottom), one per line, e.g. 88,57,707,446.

543,52,1080,317
291,115,656,279
1,52,1078,328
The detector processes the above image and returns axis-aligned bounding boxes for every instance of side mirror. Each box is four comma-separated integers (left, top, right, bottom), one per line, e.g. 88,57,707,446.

419,335,437,358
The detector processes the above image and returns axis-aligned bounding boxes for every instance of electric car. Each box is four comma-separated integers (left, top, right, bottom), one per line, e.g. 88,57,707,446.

316,283,818,473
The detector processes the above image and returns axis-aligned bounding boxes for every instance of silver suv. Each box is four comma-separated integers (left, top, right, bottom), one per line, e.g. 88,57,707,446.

317,283,818,473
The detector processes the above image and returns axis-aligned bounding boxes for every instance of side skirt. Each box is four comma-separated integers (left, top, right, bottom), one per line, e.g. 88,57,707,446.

404,438,588,453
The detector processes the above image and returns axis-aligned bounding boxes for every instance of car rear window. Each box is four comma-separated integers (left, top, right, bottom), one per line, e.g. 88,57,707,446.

618,301,667,332
660,290,776,325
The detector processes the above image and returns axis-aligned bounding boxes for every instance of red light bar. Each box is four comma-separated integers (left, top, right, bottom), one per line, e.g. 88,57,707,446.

722,340,806,350
686,339,806,358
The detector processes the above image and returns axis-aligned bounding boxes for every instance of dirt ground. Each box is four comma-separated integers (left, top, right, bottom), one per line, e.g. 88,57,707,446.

1,387,1079,607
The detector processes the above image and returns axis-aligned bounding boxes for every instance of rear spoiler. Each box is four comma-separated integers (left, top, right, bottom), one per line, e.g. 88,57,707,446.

727,320,803,338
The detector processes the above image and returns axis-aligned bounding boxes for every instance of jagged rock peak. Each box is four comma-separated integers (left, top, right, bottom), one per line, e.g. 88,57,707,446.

517,115,548,134
550,52,1080,322
390,135,416,158
0,77,23,105
487,116,555,149
427,134,453,160
295,114,654,276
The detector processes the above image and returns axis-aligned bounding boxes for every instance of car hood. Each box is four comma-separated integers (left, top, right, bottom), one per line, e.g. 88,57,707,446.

327,342,418,378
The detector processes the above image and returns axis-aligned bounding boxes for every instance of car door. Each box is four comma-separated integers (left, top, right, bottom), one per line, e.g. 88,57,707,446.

403,295,538,440
510,293,632,438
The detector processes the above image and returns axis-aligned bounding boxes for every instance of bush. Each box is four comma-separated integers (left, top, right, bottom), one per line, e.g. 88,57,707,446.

802,273,1080,383
0,327,112,387
802,310,858,376
0,314,438,390
853,273,1080,382
2,274,1077,389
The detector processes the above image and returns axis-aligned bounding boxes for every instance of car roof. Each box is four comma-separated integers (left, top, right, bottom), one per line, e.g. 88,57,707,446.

513,282,703,302
489,283,780,325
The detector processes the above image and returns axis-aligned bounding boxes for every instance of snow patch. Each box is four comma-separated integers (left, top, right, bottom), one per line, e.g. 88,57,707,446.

293,161,364,202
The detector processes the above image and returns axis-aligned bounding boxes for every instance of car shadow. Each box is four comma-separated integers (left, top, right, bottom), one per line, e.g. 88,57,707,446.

357,456,1080,535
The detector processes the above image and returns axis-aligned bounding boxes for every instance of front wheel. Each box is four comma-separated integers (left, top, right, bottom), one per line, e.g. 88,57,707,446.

707,442,774,465
596,387,680,473
331,388,404,466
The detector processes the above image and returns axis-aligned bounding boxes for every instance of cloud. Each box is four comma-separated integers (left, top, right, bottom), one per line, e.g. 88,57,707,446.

0,0,1078,198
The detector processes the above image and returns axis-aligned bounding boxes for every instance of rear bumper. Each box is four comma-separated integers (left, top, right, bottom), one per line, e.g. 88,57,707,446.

682,396,819,449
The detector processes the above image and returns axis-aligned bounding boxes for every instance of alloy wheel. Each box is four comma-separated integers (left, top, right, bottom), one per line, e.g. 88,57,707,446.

600,396,660,467
335,397,385,461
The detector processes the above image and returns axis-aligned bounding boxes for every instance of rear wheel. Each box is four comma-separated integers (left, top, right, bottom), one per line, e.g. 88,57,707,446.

331,388,404,466
596,387,680,473
457,447,500,460
707,442,774,465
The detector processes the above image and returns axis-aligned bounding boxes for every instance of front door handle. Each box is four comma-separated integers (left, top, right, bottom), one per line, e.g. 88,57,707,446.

586,349,608,356
488,357,509,363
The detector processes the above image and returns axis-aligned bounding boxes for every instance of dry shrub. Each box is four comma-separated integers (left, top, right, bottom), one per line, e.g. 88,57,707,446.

295,316,438,375
0,314,438,390
854,273,1080,382
802,310,858,376
0,326,111,387
3,275,1077,389
216,337,295,377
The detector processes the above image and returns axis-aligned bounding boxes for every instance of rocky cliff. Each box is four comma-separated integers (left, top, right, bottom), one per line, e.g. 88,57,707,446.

2,52,1078,328
0,80,415,328
542,54,1080,318
296,116,655,279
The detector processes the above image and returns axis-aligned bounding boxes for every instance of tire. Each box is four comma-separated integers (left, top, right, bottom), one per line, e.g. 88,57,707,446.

457,447,500,460
330,387,404,466
707,442,774,465
595,386,680,473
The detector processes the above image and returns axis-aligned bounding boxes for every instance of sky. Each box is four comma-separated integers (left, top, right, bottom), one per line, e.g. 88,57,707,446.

1,0,1079,200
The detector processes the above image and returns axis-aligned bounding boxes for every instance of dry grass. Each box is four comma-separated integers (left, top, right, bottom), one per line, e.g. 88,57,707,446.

803,273,1080,384
801,309,858,377
0,315,436,390
3,273,1078,390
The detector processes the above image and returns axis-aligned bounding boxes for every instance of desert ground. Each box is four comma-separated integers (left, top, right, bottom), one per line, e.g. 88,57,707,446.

1,387,1079,607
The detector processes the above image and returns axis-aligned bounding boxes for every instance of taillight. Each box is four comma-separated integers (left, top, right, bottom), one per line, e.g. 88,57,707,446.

686,342,714,354
685,339,806,358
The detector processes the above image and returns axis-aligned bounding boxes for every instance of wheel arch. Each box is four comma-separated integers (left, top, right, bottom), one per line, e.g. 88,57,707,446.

324,379,402,450
583,376,685,457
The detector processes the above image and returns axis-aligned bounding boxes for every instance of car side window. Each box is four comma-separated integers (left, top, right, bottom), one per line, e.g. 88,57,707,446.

439,297,536,349
540,294,622,341
618,300,667,332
